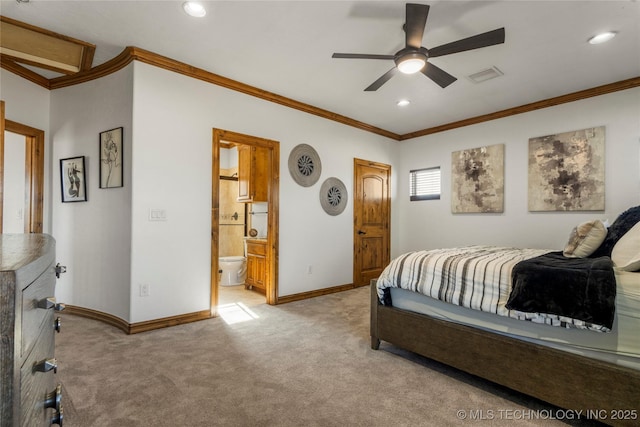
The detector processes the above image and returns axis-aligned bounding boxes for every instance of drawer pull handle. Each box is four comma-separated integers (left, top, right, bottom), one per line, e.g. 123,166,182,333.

50,407,63,426
55,263,67,278
35,358,58,374
45,384,63,411
55,317,62,333
38,297,66,311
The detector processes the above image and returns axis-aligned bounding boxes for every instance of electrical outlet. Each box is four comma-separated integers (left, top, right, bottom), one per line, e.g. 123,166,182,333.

307,265,312,274
140,283,150,297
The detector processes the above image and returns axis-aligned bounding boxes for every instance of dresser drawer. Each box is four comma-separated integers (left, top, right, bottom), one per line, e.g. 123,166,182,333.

21,263,56,358
20,315,56,427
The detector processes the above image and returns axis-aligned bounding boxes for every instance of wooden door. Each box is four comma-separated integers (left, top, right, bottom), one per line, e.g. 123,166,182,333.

353,158,391,287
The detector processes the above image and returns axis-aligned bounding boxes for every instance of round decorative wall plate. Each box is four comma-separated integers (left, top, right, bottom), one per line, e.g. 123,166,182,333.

319,177,347,216
288,144,322,187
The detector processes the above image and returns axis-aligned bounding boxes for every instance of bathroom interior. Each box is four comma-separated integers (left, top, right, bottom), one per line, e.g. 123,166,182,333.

218,145,267,308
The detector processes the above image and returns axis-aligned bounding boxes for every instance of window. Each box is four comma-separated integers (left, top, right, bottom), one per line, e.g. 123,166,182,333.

410,167,441,201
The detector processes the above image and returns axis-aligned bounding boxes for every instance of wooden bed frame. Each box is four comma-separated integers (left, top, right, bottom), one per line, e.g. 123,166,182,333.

370,282,640,427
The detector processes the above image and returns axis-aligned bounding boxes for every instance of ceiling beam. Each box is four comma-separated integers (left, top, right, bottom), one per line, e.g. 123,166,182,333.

0,16,95,74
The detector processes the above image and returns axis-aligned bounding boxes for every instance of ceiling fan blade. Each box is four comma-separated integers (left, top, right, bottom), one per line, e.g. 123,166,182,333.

365,67,398,91
421,62,457,88
405,3,430,49
428,27,505,58
332,53,395,60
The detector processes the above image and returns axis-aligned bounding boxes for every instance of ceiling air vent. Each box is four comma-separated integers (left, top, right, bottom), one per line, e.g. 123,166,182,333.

467,66,503,83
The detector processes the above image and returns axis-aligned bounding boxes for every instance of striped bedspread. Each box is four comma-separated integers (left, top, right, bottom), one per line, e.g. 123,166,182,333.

376,246,551,317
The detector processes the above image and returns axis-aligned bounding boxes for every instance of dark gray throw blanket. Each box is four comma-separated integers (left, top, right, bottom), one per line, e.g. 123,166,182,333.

507,251,616,330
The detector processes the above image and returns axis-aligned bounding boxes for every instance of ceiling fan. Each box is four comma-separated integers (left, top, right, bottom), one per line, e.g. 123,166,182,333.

332,3,505,91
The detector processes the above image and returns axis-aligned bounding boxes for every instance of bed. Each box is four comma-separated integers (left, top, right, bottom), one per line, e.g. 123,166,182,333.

371,207,640,426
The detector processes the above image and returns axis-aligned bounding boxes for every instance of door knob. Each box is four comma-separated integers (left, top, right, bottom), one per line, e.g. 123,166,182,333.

358,230,367,235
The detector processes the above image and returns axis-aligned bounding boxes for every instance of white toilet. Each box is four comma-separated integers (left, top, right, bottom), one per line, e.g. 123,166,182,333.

219,256,247,286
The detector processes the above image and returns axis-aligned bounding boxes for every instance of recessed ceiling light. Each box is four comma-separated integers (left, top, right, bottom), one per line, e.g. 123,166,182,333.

183,2,206,18
588,31,617,45
397,99,411,107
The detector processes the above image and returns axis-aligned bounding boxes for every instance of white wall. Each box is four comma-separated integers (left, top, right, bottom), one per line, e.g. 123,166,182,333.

0,70,52,232
6,62,639,325
50,66,133,321
3,132,26,232
396,87,640,255
130,62,398,322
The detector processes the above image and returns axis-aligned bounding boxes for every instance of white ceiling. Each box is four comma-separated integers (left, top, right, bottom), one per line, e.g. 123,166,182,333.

2,0,639,137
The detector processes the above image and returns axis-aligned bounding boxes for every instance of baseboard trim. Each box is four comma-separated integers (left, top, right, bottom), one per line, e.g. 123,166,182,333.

276,283,358,304
64,284,361,332
129,310,212,334
63,305,212,334
63,305,130,334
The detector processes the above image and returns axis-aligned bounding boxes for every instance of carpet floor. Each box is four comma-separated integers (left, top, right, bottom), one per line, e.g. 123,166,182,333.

55,286,604,426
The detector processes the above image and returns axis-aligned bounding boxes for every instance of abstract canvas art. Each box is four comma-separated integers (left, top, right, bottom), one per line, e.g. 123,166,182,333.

528,126,605,211
451,144,504,213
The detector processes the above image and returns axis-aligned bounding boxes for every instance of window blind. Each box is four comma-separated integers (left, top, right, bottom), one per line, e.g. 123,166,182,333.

410,167,441,201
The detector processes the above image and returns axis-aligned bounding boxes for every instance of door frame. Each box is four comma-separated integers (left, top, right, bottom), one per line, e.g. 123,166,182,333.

0,101,45,233
353,158,391,287
211,129,279,315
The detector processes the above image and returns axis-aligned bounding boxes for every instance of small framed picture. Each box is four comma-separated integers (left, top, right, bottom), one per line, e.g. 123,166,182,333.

99,127,123,188
60,156,87,202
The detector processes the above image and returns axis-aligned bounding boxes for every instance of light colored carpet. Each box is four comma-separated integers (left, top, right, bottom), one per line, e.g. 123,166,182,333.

55,286,602,426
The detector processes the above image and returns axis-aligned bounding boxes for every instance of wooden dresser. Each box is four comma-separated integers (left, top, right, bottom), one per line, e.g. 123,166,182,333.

1,234,64,426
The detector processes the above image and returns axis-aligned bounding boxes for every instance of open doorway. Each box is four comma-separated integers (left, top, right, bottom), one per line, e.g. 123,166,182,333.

211,129,279,318
0,101,45,234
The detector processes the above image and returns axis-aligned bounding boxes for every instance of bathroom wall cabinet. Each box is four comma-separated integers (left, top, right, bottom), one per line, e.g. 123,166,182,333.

237,145,269,203
245,239,267,291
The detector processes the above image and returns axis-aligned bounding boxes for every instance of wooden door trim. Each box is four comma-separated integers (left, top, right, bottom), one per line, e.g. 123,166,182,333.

0,101,4,231
0,113,45,234
211,129,279,314
353,158,391,287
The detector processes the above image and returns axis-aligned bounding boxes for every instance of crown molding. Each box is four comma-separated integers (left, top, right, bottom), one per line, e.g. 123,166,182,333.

400,76,640,140
1,56,50,89
48,46,400,140
5,44,640,141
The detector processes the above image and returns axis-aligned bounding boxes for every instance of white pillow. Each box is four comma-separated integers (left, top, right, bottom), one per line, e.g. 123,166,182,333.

612,222,640,271
563,220,607,258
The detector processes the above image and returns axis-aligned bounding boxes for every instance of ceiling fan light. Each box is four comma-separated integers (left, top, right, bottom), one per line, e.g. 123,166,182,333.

183,2,206,18
397,57,426,74
588,31,616,45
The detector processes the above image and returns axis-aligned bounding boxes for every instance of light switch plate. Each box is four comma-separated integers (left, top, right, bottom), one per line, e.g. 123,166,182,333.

149,208,167,221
